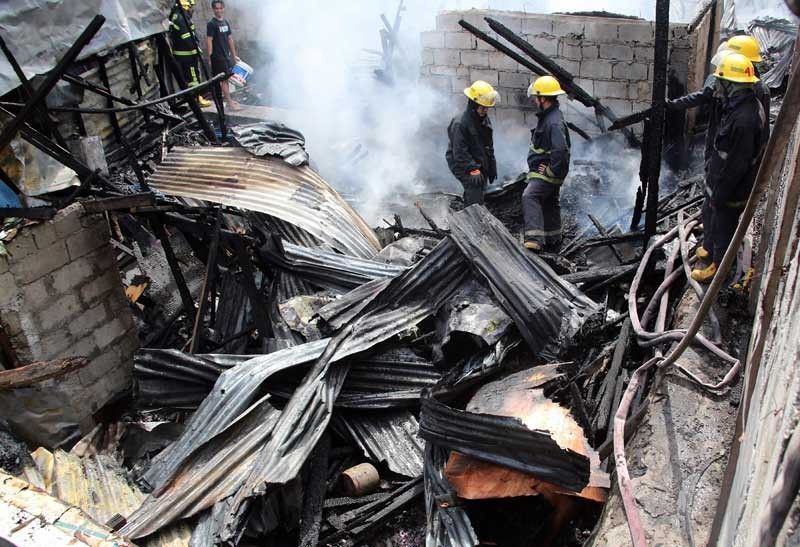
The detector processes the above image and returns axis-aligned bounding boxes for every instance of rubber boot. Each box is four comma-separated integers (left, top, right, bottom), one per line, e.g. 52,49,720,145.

695,246,710,260
691,262,717,283
524,241,542,252
197,95,212,108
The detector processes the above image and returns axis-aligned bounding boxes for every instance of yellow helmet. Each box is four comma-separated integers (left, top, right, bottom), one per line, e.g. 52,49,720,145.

726,35,763,63
464,80,499,107
714,52,759,83
178,0,195,10
527,75,566,97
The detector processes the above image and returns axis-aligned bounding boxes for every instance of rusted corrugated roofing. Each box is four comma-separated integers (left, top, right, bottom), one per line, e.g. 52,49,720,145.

148,147,381,259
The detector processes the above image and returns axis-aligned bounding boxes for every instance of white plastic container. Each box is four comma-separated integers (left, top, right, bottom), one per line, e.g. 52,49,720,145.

229,59,253,88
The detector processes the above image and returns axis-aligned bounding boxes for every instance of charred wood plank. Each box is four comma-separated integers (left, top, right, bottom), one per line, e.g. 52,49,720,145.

643,0,671,238
562,264,638,285
484,17,639,147
0,15,106,169
190,209,222,353
581,232,650,248
588,214,625,264
609,106,653,131
593,319,631,435
82,193,156,213
149,214,195,315
0,207,57,220
459,20,545,76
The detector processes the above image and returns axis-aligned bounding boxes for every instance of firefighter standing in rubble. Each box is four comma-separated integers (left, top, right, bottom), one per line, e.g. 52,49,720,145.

691,53,768,283
522,76,571,252
169,0,211,108
446,80,498,206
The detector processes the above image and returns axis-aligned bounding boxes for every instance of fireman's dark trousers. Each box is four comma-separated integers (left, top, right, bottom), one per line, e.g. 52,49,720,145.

177,57,201,88
702,197,742,265
523,178,561,246
458,173,486,206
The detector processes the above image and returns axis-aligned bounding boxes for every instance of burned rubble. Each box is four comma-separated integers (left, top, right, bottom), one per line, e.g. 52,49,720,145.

0,2,799,547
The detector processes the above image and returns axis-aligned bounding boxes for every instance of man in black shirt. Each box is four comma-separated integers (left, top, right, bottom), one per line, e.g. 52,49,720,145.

206,0,241,111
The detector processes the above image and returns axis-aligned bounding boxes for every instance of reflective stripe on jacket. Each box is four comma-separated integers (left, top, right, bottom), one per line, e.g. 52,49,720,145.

527,102,571,185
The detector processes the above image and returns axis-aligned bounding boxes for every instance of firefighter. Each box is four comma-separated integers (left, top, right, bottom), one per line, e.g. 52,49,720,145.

691,53,768,283
522,75,570,252
726,34,771,117
446,80,498,206
169,0,211,108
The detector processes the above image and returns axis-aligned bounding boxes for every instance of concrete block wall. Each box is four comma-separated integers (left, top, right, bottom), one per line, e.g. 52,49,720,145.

0,203,138,412
420,10,693,133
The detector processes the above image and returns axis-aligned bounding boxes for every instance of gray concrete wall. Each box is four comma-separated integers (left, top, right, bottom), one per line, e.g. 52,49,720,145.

0,204,138,411
420,10,693,135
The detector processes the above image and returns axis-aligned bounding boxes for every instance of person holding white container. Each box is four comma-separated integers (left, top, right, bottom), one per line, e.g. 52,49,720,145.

206,0,241,111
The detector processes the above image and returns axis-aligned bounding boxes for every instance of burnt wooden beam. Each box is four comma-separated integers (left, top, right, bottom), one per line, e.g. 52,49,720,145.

190,210,222,353
232,237,274,340
593,318,631,436
562,263,638,285
0,34,68,150
154,33,217,143
588,214,625,264
149,214,195,315
0,207,57,220
82,193,156,213
484,17,640,147
581,232,650,248
643,0,671,238
609,106,653,131
0,16,106,169
459,20,545,76
126,43,151,126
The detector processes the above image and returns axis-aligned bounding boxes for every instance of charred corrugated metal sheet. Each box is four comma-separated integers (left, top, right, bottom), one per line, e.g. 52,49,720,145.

277,240,407,291
123,395,280,539
128,239,470,540
344,347,441,398
424,443,479,547
217,239,470,542
148,147,381,258
448,205,598,360
419,392,590,492
317,277,393,332
335,410,424,478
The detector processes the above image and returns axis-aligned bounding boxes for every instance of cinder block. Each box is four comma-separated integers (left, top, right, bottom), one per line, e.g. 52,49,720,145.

68,303,109,338
38,293,81,333
579,61,613,80
32,222,58,250
528,35,558,58
670,25,689,39
595,80,629,99
574,78,595,96
559,40,583,61
522,17,553,36
5,231,38,262
469,68,498,86
431,65,459,76
65,226,108,261
456,66,470,77
35,328,76,362
618,22,654,43
79,213,103,230
504,90,532,108
421,75,452,93
106,289,129,315
79,269,117,306
553,18,585,38
116,332,140,362
77,349,119,388
419,65,430,76
581,45,599,60
0,311,21,337
600,43,635,61
436,12,465,32
421,31,445,50
0,273,20,314
21,277,51,311
451,76,470,94
488,51,518,71
94,317,128,349
583,21,619,42
12,241,69,284
421,48,434,66
445,32,476,50
494,108,526,127
670,48,690,67
476,31,501,51
68,334,101,361
490,14,524,34
631,81,651,101
51,259,95,293
634,46,655,62
612,62,648,81
499,71,531,89
604,99,634,117
460,50,489,68
433,49,460,67
0,255,8,275
556,59,580,76
52,203,84,238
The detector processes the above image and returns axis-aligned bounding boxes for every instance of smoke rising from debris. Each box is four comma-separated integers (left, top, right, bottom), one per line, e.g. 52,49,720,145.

238,1,697,226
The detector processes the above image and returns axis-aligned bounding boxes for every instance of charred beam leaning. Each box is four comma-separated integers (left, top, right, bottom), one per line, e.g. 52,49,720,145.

0,15,106,191
483,17,640,147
